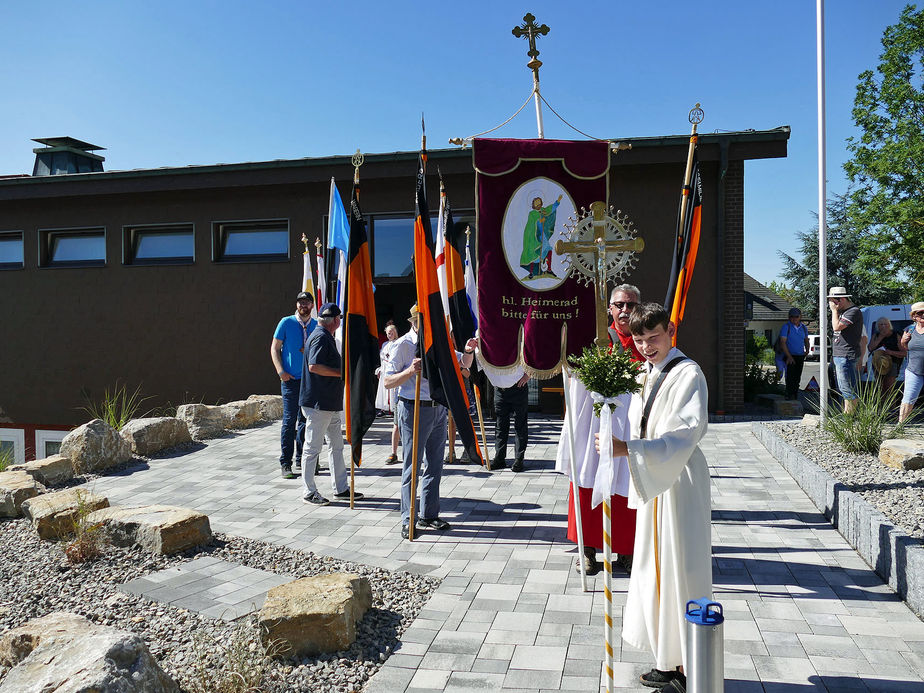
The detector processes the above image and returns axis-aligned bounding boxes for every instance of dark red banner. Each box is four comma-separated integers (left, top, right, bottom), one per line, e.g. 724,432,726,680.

473,138,609,376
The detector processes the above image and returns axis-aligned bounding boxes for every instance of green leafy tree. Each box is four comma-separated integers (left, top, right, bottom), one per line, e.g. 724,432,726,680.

778,193,908,321
844,4,924,286
767,280,799,307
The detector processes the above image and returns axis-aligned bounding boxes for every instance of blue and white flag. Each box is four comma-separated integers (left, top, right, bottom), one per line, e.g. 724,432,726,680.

328,177,350,311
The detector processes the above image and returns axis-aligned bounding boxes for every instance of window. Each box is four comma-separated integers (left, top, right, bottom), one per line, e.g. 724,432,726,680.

35,430,68,459
213,220,288,262
124,224,194,265
0,232,24,269
0,428,25,465
41,227,105,267
367,213,443,281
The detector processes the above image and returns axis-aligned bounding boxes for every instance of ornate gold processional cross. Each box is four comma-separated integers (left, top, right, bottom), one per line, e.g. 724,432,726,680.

555,202,645,347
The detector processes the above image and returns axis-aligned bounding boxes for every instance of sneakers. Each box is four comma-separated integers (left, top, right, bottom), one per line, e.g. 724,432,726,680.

281,466,297,479
511,459,524,472
385,453,399,465
333,490,364,500
640,669,684,689
415,517,451,531
302,491,330,506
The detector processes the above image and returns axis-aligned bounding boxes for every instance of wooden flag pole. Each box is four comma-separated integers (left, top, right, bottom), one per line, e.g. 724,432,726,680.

472,383,489,468
447,414,456,463
409,373,422,541
348,150,363,511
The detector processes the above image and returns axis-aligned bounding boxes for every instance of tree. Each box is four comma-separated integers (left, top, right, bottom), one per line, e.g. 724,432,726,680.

844,4,924,287
767,280,799,307
777,193,908,321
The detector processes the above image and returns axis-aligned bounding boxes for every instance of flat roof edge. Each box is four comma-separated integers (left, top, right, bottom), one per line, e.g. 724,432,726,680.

0,126,790,188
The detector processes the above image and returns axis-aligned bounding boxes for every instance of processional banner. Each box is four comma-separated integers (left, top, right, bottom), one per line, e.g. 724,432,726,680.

473,138,609,377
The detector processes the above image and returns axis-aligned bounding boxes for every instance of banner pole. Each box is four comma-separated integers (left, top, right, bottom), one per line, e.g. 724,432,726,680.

603,497,615,693
409,375,422,541
562,365,588,592
473,383,489,468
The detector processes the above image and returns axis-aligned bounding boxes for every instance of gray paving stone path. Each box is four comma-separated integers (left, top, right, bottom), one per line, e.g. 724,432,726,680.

80,418,924,692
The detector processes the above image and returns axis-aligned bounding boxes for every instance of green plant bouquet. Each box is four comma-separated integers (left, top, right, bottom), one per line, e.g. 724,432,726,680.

568,345,644,416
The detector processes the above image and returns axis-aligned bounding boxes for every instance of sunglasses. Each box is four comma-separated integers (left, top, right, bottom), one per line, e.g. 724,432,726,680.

609,301,638,310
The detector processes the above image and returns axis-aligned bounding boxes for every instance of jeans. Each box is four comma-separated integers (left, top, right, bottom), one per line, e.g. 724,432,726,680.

279,378,305,467
833,356,858,401
903,369,924,405
785,355,805,400
397,399,447,525
300,407,348,496
494,384,528,464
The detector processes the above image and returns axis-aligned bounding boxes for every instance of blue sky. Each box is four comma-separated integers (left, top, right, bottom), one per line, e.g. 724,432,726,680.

0,1,912,285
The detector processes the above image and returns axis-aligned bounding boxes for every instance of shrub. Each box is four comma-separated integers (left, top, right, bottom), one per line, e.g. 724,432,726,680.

184,618,288,693
64,489,107,564
0,446,12,472
823,382,906,454
743,358,784,401
81,382,151,431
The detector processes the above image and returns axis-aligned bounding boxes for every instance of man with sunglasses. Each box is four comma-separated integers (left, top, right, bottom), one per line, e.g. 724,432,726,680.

608,284,645,362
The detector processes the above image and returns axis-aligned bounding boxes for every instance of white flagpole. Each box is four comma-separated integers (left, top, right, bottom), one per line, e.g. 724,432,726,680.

817,0,829,421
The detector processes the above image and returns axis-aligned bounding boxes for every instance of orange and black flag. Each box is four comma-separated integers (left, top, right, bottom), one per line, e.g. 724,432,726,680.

413,155,483,464
443,198,476,351
343,181,379,467
663,147,703,344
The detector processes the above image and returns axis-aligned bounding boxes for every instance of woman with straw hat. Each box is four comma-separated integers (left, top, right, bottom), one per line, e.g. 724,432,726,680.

899,302,924,423
868,316,905,398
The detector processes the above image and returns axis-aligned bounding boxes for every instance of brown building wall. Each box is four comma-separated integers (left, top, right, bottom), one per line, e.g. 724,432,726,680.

0,134,785,427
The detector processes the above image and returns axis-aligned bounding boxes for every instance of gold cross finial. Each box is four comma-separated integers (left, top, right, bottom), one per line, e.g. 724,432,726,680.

512,13,550,80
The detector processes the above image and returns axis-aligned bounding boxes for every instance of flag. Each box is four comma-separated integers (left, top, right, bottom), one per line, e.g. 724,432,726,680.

463,228,479,335
315,242,327,305
445,210,476,351
435,180,450,319
413,154,483,465
302,249,318,319
343,181,379,468
328,177,350,311
663,142,703,343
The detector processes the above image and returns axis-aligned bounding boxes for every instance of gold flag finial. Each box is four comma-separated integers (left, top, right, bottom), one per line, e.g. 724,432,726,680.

352,148,363,185
300,233,309,252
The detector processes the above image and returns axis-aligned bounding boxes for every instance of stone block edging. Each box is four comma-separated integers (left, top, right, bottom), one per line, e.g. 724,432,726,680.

752,422,924,619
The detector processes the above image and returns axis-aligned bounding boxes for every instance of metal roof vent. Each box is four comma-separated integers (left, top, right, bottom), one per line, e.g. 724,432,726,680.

32,137,105,176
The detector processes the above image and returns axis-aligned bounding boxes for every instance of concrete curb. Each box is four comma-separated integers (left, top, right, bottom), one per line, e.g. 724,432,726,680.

752,422,924,619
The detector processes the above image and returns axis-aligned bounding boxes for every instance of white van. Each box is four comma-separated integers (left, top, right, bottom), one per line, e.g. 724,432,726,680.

806,334,822,360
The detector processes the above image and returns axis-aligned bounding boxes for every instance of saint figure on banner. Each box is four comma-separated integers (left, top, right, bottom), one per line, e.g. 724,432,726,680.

502,177,575,290
519,193,562,279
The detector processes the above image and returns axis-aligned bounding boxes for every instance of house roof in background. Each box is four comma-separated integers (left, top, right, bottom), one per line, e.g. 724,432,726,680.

744,272,795,322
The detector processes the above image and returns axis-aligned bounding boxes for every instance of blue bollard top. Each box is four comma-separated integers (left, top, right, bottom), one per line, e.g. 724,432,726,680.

685,598,724,625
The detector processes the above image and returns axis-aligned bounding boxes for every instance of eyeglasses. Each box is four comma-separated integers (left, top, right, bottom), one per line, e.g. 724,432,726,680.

609,301,638,310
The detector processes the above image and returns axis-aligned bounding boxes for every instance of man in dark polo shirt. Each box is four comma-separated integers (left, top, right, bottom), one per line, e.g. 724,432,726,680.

299,303,364,506
829,286,863,413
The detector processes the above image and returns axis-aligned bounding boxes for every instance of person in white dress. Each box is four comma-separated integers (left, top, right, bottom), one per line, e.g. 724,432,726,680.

596,302,711,693
375,322,401,464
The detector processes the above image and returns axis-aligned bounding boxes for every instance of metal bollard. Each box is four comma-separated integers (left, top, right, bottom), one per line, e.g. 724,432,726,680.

685,598,724,693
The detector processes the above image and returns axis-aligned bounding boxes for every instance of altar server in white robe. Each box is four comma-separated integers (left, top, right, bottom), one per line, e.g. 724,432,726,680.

597,302,711,692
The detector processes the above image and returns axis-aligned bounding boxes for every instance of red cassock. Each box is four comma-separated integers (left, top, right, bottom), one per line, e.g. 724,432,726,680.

567,484,637,553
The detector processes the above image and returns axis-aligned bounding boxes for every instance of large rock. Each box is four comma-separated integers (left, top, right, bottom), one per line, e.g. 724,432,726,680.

60,419,133,473
120,417,192,456
879,438,924,471
0,611,178,693
86,505,211,554
21,488,109,540
0,470,44,519
258,573,372,657
248,394,284,420
176,403,226,440
8,454,75,486
0,612,91,667
221,399,262,429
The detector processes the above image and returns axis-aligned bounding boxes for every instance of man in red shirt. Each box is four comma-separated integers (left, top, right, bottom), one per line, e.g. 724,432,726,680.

607,284,644,361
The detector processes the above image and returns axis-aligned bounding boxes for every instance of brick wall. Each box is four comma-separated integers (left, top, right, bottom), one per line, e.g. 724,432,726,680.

723,159,745,412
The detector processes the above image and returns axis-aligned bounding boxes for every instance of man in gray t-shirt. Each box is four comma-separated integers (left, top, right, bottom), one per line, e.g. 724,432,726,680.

829,287,862,412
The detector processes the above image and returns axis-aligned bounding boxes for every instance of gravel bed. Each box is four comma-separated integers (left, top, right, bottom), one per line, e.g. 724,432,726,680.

765,422,924,540
0,521,439,692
